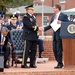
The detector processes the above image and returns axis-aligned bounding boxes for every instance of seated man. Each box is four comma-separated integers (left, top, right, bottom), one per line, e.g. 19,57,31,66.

0,27,11,68
37,39,44,58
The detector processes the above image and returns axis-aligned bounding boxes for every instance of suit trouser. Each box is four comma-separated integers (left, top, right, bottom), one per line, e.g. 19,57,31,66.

22,40,37,66
53,29,63,65
37,39,44,51
3,46,10,65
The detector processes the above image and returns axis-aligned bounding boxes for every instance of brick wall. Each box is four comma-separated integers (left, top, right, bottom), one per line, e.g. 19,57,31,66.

37,38,55,60
44,0,52,7
43,39,55,60
65,0,75,9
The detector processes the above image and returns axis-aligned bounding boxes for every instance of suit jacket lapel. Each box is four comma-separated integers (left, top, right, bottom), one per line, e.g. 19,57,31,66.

50,14,56,23
58,12,62,19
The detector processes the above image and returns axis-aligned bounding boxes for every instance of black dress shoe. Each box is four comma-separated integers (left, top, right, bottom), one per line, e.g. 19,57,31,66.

4,65,9,68
21,65,29,68
39,56,43,58
30,65,37,68
54,65,63,69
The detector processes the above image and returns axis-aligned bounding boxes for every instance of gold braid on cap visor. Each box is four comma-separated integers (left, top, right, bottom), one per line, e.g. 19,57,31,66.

28,7,34,10
11,17,17,20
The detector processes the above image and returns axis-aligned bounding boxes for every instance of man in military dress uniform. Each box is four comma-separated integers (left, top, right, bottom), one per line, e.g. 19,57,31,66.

7,14,18,30
22,5,39,68
7,14,18,45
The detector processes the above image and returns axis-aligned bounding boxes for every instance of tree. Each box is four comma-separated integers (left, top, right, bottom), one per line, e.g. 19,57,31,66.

0,0,34,12
8,0,34,7
0,0,13,12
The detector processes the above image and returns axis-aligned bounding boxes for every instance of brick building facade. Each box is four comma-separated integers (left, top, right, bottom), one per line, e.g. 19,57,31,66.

33,0,75,36
34,0,75,10
33,0,75,60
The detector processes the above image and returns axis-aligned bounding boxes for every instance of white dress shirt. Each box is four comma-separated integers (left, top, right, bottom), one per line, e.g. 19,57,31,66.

1,34,6,42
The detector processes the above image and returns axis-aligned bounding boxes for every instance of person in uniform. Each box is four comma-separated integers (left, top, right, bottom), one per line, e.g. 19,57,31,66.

15,13,23,29
6,14,18,64
0,12,6,31
22,4,39,68
6,14,18,47
7,14,18,30
0,12,5,25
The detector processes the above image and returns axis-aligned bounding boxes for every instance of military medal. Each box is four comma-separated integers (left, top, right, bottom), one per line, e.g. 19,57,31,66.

30,18,33,22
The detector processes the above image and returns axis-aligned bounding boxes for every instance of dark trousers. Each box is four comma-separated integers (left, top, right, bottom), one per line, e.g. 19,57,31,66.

53,29,63,65
37,39,44,51
22,40,37,66
3,46,10,65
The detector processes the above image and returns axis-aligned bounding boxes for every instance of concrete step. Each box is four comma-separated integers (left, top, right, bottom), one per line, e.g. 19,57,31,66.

18,58,49,63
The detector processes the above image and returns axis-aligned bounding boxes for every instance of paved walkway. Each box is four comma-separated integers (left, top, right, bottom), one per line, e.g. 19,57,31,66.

4,60,75,73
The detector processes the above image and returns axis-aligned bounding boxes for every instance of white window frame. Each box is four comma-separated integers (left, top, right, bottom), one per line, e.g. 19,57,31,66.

59,0,66,3
43,16,49,26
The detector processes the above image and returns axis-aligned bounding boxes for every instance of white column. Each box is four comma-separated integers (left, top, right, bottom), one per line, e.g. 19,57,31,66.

41,0,45,38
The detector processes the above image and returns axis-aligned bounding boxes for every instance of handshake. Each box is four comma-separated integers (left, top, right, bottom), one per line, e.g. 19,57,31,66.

38,27,44,31
37,27,44,36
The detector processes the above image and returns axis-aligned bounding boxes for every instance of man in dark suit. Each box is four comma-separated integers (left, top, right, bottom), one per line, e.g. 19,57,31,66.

40,4,69,68
0,27,11,68
22,5,39,68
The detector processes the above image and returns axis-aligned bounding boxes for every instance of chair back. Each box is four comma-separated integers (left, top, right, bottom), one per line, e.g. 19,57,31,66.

10,29,24,57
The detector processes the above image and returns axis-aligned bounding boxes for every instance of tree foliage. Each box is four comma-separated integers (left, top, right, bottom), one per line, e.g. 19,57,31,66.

0,0,34,12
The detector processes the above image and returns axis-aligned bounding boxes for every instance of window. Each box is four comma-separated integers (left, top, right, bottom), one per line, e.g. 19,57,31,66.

34,3,39,6
59,0,66,3
43,16,49,26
